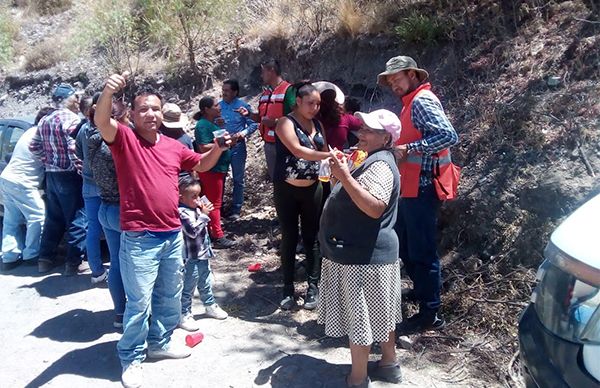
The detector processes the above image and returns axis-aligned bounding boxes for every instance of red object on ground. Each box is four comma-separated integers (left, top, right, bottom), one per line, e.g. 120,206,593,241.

247,263,262,272
185,332,204,348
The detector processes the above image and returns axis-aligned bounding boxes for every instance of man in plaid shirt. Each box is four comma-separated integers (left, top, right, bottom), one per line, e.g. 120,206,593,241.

30,84,87,276
378,56,459,335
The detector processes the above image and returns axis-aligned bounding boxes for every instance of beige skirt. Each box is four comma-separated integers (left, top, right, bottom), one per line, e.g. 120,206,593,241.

317,258,402,346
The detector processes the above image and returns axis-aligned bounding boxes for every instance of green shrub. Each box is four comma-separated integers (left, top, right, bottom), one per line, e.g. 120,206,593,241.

0,7,17,64
394,11,449,45
76,0,145,73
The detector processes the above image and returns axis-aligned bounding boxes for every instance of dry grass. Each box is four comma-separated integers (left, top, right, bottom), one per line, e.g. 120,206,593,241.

244,0,398,40
336,0,364,37
14,0,73,15
24,39,63,71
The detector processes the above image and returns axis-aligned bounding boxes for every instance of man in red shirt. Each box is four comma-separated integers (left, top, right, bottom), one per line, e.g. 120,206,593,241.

95,73,230,388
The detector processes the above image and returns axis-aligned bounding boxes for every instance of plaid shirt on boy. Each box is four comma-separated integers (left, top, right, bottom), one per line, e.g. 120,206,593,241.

29,109,81,172
179,205,214,261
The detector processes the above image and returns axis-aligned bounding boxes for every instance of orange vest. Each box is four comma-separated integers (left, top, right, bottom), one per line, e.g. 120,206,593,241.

397,83,460,200
258,81,291,143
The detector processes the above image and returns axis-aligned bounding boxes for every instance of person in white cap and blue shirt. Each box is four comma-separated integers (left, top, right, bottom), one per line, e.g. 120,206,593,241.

0,107,54,271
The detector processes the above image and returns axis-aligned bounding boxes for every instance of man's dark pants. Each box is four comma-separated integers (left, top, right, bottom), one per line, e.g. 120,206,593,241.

395,184,441,312
39,171,87,266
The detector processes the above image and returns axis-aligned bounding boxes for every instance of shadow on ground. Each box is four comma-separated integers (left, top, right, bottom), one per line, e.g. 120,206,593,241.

255,354,349,388
217,255,348,350
30,308,115,343
19,273,93,298
24,340,120,388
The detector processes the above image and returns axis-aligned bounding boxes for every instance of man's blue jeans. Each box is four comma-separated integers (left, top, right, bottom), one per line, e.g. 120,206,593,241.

39,171,86,265
0,178,45,262
98,202,125,315
83,185,104,277
181,259,215,315
229,141,247,215
117,230,184,367
395,184,441,312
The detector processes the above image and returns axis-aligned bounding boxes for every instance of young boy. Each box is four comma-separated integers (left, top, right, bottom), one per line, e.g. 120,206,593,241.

178,175,228,332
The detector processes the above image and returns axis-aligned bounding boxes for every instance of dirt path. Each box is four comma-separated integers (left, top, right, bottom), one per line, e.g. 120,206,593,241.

0,249,497,388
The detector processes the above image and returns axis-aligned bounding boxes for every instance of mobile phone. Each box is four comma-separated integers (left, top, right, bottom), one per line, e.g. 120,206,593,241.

199,196,210,206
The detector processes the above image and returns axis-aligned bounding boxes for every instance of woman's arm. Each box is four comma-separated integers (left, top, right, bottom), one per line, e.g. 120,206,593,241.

275,117,330,161
329,152,386,219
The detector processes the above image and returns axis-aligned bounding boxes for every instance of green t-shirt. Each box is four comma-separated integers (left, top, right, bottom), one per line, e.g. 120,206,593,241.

194,118,231,173
283,87,296,115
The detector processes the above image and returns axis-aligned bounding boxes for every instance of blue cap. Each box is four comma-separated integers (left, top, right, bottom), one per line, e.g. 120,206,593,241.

52,84,76,102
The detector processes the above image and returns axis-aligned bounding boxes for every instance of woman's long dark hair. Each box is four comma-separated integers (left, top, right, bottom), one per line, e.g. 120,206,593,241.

292,81,317,101
87,92,102,125
193,96,215,120
317,89,342,128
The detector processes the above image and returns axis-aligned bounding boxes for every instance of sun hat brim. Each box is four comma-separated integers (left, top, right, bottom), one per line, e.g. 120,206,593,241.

377,67,429,87
354,111,385,131
313,81,345,105
162,116,189,129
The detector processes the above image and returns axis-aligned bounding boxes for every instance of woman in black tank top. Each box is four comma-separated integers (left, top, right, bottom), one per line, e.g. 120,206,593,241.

273,82,330,311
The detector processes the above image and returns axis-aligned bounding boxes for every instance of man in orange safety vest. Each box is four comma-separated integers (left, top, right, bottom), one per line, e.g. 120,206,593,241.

378,56,459,335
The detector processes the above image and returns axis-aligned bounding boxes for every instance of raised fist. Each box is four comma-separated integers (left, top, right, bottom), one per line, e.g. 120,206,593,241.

104,72,129,95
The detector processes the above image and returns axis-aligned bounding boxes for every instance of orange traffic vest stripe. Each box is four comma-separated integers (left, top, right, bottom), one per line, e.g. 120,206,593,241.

258,81,291,143
397,83,458,199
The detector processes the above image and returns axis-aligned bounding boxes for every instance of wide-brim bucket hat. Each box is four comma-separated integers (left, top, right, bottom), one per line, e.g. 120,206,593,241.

377,56,429,87
162,103,189,129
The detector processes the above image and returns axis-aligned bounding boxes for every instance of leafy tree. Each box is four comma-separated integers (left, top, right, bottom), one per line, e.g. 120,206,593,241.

137,0,238,76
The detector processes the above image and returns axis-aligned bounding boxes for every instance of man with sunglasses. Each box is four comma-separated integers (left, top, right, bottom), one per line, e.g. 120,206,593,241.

29,83,88,276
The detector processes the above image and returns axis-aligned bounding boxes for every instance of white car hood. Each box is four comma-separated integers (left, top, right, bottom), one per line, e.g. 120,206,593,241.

583,345,600,382
550,194,600,271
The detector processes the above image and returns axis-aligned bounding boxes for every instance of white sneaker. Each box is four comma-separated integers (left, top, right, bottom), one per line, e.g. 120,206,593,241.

121,362,142,388
147,342,191,360
178,313,200,332
205,304,228,320
91,269,108,284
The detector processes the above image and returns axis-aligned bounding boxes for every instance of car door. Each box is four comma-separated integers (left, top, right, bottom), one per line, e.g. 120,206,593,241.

0,120,30,173
0,119,31,214
0,120,9,174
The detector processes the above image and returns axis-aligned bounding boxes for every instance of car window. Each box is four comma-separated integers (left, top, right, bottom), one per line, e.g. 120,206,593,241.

7,126,25,153
0,122,7,164
1,126,25,165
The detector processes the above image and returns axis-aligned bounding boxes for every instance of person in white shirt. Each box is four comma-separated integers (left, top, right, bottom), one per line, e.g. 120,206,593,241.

0,107,53,271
